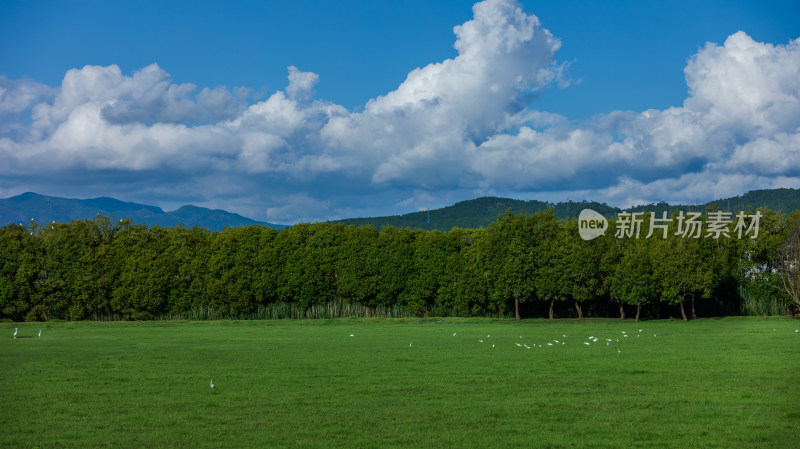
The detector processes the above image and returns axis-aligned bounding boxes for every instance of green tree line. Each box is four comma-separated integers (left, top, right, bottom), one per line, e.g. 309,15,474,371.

1,208,798,322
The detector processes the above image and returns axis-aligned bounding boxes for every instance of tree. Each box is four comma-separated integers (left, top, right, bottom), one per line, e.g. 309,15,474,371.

335,225,381,306
375,227,415,309
438,229,490,317
608,237,657,322
562,218,605,319
482,211,541,320
777,211,800,313
405,230,449,316
0,223,42,321
654,217,715,321
533,210,566,319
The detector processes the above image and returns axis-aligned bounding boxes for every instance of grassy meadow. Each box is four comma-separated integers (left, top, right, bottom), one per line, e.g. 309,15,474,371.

1,317,798,448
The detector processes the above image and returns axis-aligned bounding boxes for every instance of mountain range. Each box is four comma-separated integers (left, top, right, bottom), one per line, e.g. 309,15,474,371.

0,192,284,231
2,188,798,232
334,188,800,231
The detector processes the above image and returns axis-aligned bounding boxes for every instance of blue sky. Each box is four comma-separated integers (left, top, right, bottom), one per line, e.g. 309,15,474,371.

1,0,799,223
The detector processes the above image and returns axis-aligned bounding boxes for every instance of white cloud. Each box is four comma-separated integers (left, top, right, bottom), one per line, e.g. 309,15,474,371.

722,133,800,176
684,31,800,137
0,0,798,224
0,76,55,116
321,0,562,184
464,29,800,202
285,66,319,102
0,76,56,138
265,193,334,223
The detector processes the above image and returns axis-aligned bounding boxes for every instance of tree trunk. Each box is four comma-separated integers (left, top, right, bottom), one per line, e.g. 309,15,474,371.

619,303,625,320
635,304,640,322
548,300,554,320
515,297,520,321
575,301,583,319
690,296,696,320
680,301,688,322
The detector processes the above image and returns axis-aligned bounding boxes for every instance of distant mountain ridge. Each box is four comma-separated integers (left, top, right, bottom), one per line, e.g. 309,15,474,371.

3,188,798,233
0,192,284,231
334,188,800,231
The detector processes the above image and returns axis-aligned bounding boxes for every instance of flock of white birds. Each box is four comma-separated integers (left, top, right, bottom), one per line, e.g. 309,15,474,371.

8,325,799,391
349,325,800,356
11,328,42,339
463,328,658,354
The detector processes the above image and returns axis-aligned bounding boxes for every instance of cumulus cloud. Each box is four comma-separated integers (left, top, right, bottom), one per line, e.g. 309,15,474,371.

0,76,56,138
684,31,800,137
321,0,562,186
0,0,798,223
466,29,800,201
285,66,319,102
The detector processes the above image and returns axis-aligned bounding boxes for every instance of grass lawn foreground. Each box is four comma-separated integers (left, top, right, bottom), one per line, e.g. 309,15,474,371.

1,317,798,448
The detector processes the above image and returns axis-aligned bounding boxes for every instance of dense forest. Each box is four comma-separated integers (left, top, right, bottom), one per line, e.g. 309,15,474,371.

1,207,799,322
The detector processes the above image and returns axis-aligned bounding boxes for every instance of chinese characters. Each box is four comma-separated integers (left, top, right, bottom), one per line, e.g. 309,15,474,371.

612,210,761,239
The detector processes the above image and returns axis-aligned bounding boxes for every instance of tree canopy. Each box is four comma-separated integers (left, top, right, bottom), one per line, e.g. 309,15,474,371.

1,208,796,321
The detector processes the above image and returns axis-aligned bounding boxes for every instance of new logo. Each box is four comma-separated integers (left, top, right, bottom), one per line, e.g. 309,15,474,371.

578,209,608,240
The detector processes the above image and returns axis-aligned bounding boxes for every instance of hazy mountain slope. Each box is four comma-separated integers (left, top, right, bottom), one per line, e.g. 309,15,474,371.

0,192,284,231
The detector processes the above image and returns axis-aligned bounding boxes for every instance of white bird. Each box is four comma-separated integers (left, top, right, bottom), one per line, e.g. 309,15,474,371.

562,335,567,338
453,332,457,336
349,334,354,337
623,335,629,338
492,344,495,348
795,330,798,333
588,336,594,339
638,329,642,332
524,344,530,349
606,342,609,346
653,334,657,337
592,338,598,342
14,328,18,338
210,379,215,388
547,342,553,346
617,348,621,354
487,335,490,338
38,329,41,337
478,339,483,343
584,342,590,346
516,343,522,347
554,340,559,343
409,342,413,347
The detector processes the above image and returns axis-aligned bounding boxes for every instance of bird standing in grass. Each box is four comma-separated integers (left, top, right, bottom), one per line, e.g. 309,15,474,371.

210,379,215,389
13,328,17,338
38,329,41,337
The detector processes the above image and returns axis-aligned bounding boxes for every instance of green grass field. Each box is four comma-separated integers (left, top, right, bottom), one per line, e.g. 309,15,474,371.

1,317,798,448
